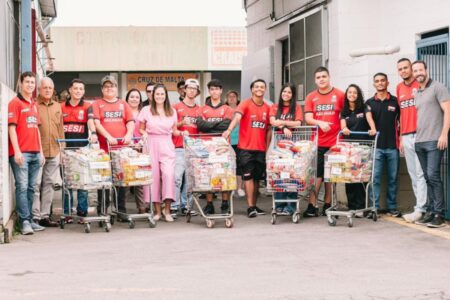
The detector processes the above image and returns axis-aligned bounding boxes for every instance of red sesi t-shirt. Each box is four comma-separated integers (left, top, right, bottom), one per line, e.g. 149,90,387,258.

396,80,420,135
237,98,271,152
172,101,201,148
8,94,41,156
304,88,344,148
200,103,234,122
269,104,303,121
89,98,134,150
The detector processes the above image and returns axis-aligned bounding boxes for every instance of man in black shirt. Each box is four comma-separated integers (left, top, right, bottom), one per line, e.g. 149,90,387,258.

365,73,401,217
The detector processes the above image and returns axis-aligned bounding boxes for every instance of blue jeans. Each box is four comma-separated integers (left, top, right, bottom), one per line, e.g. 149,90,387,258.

369,148,399,210
9,153,42,224
63,189,88,215
274,192,297,212
172,148,191,210
415,141,445,216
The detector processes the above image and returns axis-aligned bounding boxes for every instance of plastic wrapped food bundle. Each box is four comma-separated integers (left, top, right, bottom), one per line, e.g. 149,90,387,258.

266,140,316,192
110,147,152,186
324,143,373,183
62,146,112,188
184,136,237,192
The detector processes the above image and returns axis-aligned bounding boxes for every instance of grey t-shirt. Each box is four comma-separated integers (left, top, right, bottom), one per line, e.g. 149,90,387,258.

415,79,450,143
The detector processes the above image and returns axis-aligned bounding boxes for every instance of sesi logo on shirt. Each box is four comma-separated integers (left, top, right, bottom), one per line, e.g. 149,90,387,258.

316,104,335,112
26,116,38,127
64,124,85,133
104,111,123,118
251,121,266,129
400,99,415,109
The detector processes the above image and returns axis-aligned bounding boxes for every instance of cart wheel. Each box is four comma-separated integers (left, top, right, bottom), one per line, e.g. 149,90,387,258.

292,213,300,224
148,218,157,228
186,212,191,223
98,220,104,228
225,218,234,228
84,223,91,233
60,219,65,229
372,212,378,222
206,219,215,228
110,215,115,225
271,213,277,225
105,222,111,232
328,217,337,227
347,217,353,228
128,220,135,229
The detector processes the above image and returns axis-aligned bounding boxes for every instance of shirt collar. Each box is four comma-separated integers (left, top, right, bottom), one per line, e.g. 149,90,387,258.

65,98,85,107
374,92,392,101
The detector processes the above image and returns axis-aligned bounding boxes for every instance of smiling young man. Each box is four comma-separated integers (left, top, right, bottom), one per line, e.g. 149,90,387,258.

412,60,450,228
396,58,427,223
304,67,345,217
223,79,272,218
365,73,401,218
8,72,46,235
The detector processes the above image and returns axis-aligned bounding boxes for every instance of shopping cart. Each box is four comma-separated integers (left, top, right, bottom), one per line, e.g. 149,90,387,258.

57,139,113,233
325,131,379,227
183,134,236,228
108,138,156,229
266,126,318,224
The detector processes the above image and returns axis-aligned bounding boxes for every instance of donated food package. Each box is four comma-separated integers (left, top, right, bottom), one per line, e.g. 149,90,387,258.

63,145,112,188
110,147,152,186
184,136,237,192
266,140,316,192
324,143,373,183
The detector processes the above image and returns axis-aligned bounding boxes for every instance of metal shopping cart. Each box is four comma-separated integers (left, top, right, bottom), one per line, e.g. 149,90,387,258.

325,131,379,227
108,138,156,229
266,126,318,224
183,134,236,228
58,139,113,233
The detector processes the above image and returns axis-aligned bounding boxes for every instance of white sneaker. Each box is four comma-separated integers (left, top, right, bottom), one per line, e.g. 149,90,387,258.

21,221,34,235
403,211,423,223
237,189,245,197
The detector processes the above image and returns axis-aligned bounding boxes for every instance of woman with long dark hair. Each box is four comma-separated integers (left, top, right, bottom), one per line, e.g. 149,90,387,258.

269,83,303,216
138,84,187,222
340,84,370,214
125,88,148,214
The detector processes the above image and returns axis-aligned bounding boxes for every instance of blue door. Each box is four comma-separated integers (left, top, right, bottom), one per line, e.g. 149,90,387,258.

417,33,450,220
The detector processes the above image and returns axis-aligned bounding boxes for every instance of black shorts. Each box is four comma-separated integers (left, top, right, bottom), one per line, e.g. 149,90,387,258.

238,149,266,181
232,145,242,176
317,147,330,178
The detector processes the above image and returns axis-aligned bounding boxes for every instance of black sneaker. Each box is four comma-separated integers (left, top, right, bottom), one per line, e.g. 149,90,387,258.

426,215,446,228
321,203,331,216
254,206,266,215
203,202,215,215
220,201,230,214
303,203,318,217
247,207,257,218
415,212,434,226
387,210,402,218
76,211,87,217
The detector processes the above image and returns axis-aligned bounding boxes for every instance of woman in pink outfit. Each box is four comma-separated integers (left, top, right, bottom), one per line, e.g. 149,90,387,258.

138,84,186,222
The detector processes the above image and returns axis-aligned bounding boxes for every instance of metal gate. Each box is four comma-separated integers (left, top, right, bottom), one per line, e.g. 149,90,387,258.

416,33,450,220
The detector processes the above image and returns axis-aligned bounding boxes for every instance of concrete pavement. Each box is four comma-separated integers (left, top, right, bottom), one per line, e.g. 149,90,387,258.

1,194,450,300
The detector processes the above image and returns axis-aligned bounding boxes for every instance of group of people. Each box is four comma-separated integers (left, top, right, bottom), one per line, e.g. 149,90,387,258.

8,58,449,235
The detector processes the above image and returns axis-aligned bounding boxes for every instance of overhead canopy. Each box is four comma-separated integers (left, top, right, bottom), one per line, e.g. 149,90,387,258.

39,0,56,17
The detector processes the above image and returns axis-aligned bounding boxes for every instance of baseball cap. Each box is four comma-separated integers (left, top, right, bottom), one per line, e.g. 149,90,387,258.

101,75,118,87
185,78,200,92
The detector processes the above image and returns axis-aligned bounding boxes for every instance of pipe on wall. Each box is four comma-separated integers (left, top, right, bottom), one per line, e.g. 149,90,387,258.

349,45,400,57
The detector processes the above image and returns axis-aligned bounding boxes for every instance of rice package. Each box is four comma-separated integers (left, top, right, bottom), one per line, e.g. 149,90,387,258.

324,143,373,183
184,136,237,192
62,146,112,188
266,139,316,193
110,147,152,186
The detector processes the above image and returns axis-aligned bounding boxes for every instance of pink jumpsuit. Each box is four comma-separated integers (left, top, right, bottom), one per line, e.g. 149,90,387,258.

138,107,177,203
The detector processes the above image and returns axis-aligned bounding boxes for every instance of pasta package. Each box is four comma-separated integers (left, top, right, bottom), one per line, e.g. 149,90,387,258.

324,143,373,183
184,136,237,192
